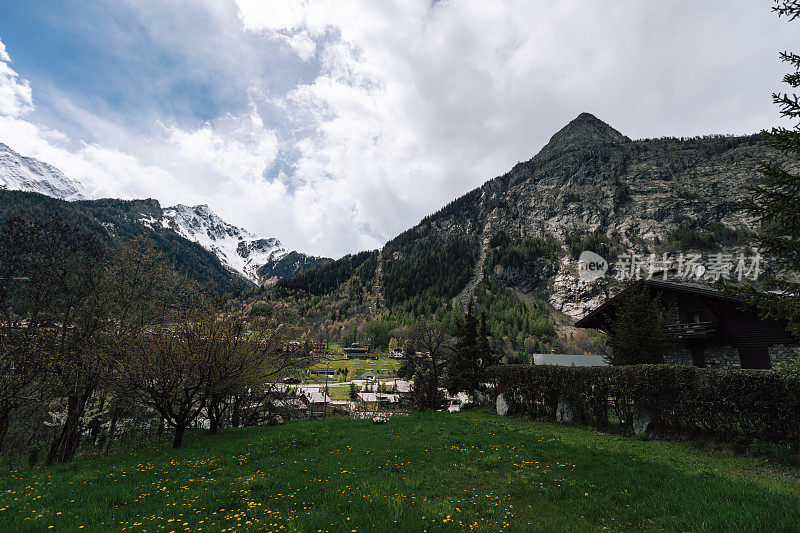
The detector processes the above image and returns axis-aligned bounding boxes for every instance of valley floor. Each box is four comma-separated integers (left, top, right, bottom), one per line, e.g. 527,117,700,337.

1,410,799,532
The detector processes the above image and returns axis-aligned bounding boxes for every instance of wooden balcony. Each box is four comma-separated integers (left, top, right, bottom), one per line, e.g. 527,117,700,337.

663,321,717,340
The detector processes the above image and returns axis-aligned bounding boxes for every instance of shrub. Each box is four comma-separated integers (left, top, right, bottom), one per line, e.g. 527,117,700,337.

750,440,800,466
26,447,40,468
489,364,800,447
776,349,800,378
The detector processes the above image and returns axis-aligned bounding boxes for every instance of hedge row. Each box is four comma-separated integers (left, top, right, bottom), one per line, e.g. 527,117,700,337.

488,364,800,445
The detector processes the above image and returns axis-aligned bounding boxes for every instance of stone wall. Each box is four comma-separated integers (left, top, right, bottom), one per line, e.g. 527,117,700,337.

665,344,798,368
768,344,798,364
665,345,739,368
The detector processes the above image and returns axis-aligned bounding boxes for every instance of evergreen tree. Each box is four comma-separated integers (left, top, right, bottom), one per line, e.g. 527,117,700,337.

605,284,669,365
445,303,492,394
739,1,800,335
479,311,496,368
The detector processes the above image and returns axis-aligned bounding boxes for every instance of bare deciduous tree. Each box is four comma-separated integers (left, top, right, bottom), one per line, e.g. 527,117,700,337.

401,320,452,410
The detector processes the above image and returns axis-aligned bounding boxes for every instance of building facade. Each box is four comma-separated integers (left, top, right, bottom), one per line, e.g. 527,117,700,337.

575,280,798,369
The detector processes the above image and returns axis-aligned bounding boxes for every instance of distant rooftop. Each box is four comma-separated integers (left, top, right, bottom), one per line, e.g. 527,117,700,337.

532,354,607,367
357,393,400,403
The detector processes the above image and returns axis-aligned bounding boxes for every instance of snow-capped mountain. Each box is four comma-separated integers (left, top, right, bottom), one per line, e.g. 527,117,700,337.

160,204,291,284
0,143,327,285
0,143,87,201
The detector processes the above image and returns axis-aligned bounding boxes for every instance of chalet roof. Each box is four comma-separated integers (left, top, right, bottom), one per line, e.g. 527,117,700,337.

391,380,413,393
357,393,400,403
300,390,331,404
574,280,744,330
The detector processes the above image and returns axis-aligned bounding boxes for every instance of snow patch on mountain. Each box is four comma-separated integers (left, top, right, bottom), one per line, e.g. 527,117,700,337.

0,143,87,200
161,204,288,283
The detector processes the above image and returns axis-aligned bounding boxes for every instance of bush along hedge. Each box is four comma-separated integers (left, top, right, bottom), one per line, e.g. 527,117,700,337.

488,364,800,448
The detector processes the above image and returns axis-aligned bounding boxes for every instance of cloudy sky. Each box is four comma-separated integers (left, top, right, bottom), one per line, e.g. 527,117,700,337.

0,1,795,257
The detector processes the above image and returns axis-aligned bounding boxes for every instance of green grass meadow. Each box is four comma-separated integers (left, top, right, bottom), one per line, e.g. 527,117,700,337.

325,385,355,401
1,410,799,532
309,357,401,379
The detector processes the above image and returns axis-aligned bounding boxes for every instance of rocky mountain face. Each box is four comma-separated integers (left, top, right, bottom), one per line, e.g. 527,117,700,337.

162,204,285,284
0,143,87,201
376,113,772,320
159,204,329,285
1,113,774,317
0,144,326,286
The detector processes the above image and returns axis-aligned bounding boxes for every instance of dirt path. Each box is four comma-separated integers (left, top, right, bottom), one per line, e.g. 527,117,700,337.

369,250,384,314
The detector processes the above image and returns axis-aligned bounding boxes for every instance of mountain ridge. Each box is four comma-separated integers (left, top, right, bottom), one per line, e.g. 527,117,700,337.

0,189,251,295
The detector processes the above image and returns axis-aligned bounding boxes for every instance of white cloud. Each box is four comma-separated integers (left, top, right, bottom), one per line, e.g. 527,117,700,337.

0,2,796,258
0,40,33,117
229,0,796,256
165,121,278,182
0,115,185,200
0,35,285,223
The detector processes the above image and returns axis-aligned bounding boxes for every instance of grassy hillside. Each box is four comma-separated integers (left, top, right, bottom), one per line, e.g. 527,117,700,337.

1,410,799,532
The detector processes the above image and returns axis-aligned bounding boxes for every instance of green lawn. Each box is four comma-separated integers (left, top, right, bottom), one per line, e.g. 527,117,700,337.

1,410,799,532
326,385,354,401
309,357,401,379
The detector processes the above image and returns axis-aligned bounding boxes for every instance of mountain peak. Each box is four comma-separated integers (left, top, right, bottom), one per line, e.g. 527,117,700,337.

161,203,288,283
535,112,630,161
0,142,87,201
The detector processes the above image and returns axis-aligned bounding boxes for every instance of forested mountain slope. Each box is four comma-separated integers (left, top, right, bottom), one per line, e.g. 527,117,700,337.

0,190,250,295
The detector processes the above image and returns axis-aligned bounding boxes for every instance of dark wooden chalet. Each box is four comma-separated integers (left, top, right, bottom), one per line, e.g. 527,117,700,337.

575,280,797,369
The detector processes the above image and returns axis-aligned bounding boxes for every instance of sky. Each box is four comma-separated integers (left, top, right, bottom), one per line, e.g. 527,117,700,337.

0,1,795,258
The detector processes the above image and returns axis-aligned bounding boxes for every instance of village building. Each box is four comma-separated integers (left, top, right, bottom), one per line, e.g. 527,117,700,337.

356,392,400,410
272,398,304,409
389,347,405,358
283,340,306,353
312,339,328,354
390,380,413,394
298,390,332,417
360,372,379,382
575,280,798,369
342,343,372,358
